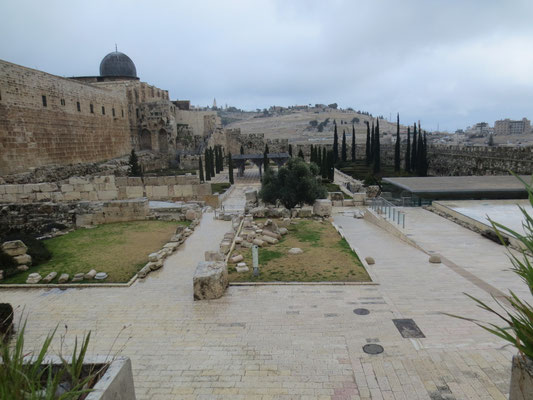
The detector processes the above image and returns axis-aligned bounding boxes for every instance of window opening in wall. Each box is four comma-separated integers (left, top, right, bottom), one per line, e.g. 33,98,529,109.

112,108,115,117
102,106,105,115
77,101,81,112
60,99,65,106
42,95,47,107
90,104,94,113
121,109,124,117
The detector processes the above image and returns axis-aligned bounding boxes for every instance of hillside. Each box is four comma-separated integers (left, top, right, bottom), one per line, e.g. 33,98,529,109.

220,107,403,145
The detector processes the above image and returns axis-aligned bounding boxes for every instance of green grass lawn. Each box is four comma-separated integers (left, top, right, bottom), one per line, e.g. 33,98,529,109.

211,182,231,194
228,219,370,282
323,182,352,199
2,221,188,284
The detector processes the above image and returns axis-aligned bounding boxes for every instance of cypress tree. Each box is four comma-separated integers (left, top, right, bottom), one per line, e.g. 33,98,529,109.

265,143,269,154
219,147,224,171
394,113,401,172
310,144,315,163
263,150,269,175
204,148,211,181
327,150,334,181
423,132,428,176
405,127,411,172
317,145,322,167
210,147,215,177
321,147,327,179
416,130,424,176
288,144,293,157
341,130,347,162
214,146,220,173
240,145,244,155
333,123,339,163
351,125,356,162
370,121,375,163
228,153,234,184
198,156,204,182
411,123,417,173
373,119,381,173
365,121,371,165
297,148,305,159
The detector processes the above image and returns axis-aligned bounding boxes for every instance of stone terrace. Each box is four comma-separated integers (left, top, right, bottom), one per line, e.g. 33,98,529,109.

1,191,522,399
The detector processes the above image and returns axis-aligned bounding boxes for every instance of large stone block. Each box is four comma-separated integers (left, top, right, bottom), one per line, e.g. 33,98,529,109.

313,199,332,217
126,186,144,199
152,186,169,198
1,240,28,256
193,261,228,300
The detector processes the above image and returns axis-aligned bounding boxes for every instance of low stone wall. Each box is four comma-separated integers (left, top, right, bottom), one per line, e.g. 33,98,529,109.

0,199,151,236
0,175,211,203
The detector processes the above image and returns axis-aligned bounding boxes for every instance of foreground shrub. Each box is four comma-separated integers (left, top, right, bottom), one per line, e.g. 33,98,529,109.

0,303,13,341
0,320,102,400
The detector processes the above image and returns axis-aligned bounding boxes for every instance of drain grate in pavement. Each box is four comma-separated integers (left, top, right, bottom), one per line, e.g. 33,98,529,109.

392,319,426,338
363,344,384,354
353,308,370,315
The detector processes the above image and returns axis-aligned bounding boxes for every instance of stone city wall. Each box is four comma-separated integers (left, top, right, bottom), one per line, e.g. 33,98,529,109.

376,144,533,176
0,151,171,185
0,60,132,176
0,174,211,203
291,142,533,176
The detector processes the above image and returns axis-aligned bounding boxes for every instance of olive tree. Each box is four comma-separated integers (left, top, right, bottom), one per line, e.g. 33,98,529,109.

259,158,327,210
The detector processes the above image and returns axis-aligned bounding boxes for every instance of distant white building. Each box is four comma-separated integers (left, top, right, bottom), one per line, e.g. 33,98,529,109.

494,118,531,135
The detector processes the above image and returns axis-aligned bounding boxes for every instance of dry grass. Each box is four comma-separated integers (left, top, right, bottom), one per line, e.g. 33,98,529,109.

228,219,370,282
3,221,187,284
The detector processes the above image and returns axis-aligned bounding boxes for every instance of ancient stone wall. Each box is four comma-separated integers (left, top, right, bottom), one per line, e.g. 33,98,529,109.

0,60,132,176
0,174,211,203
375,144,533,176
0,151,170,184
0,198,150,236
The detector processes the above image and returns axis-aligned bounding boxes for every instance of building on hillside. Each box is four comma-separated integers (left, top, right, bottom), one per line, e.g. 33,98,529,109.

0,51,219,176
494,118,531,135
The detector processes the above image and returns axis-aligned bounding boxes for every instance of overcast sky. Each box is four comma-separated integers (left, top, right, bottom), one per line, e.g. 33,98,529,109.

2,0,532,132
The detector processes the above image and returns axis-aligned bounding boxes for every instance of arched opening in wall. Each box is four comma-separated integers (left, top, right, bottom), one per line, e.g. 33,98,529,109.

158,129,169,153
140,130,152,150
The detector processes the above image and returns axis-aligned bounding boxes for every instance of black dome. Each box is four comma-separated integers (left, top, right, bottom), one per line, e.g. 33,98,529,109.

99,51,137,78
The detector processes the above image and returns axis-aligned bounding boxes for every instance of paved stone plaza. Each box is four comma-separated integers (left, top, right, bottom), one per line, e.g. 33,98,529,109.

1,187,523,399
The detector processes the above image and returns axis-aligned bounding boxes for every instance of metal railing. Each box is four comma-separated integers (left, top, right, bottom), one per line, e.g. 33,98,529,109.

370,197,406,229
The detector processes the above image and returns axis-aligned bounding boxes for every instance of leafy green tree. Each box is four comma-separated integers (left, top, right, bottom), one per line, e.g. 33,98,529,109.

228,153,234,184
405,127,411,172
394,113,401,172
373,119,381,173
341,130,347,162
259,158,327,210
351,125,356,162
333,123,339,163
199,156,204,182
128,149,142,177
